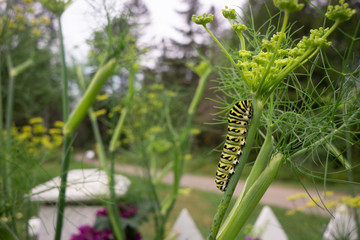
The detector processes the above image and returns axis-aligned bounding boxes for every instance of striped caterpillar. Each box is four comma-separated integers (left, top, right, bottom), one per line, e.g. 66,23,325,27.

215,100,252,191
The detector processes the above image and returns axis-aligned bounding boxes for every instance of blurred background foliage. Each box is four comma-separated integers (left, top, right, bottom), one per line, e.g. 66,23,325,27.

1,0,359,185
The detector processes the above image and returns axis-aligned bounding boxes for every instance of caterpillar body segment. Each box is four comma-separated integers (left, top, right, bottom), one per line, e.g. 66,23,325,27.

215,100,252,192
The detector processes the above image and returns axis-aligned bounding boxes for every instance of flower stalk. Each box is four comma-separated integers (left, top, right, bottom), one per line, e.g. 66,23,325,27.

54,13,70,240
76,66,125,240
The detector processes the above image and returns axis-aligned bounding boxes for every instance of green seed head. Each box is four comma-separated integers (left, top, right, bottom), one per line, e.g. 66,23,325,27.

273,0,304,12
192,13,214,26
326,0,356,23
222,6,237,20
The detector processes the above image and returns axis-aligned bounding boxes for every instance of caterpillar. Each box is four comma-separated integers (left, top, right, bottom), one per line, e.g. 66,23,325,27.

215,100,252,191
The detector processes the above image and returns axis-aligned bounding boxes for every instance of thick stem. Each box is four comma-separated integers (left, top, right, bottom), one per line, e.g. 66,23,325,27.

237,128,273,202
217,153,284,240
76,66,125,240
54,14,70,240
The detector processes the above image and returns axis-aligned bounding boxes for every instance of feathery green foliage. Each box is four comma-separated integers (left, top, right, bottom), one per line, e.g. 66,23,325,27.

193,0,358,238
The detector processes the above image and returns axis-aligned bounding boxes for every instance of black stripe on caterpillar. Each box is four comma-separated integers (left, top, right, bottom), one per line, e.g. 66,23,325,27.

215,100,252,191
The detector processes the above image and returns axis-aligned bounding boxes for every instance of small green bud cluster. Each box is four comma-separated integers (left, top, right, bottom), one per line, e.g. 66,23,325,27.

232,23,247,35
273,0,304,12
222,6,237,20
39,0,72,16
192,13,214,26
300,27,332,48
325,0,356,23
235,25,334,94
192,2,356,100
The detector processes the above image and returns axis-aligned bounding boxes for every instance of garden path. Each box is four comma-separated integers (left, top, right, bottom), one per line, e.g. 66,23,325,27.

75,153,344,214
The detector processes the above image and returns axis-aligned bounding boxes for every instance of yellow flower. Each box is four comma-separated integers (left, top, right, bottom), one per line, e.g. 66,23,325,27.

152,100,163,107
32,28,41,37
29,117,43,124
305,197,320,208
31,18,38,25
285,209,296,216
33,124,46,134
150,83,164,90
285,207,303,216
325,201,337,209
96,94,109,101
26,6,35,13
32,137,41,143
40,15,50,25
94,108,107,117
54,121,64,127
52,135,63,146
111,105,122,112
286,192,308,201
16,212,23,219
41,135,53,148
324,191,334,197
49,128,62,135
184,154,192,161
13,5,23,12
165,90,177,97
190,128,201,135
149,126,163,134
147,92,157,99
15,13,26,22
17,132,32,141
22,125,32,132
340,195,360,208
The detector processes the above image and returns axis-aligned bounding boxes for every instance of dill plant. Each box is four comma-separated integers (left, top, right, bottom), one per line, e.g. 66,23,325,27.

122,61,212,239
193,0,358,239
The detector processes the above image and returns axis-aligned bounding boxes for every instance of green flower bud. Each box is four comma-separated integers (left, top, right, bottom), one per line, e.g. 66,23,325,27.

222,6,237,20
238,50,251,58
325,0,356,23
192,13,214,26
273,0,304,12
232,23,247,34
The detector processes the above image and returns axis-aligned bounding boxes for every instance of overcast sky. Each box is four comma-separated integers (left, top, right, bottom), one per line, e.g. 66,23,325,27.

61,0,246,62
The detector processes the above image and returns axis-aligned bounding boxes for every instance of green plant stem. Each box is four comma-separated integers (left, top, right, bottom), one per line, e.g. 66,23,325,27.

207,98,264,240
3,52,18,235
91,111,124,240
109,64,135,152
203,25,245,81
237,127,273,202
54,14,70,240
76,66,125,240
155,64,212,240
217,153,284,240
0,220,19,240
63,58,116,135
